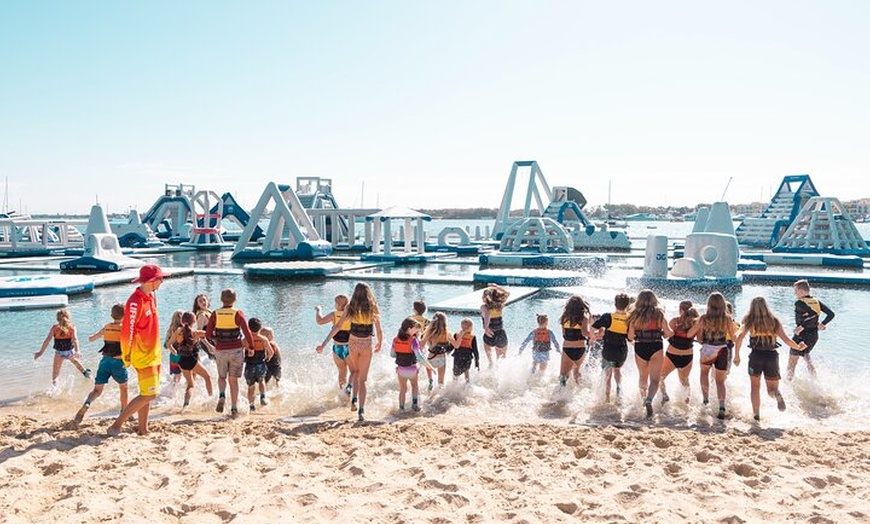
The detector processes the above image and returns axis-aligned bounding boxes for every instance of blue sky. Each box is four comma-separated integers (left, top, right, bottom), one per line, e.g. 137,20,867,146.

1,1,868,214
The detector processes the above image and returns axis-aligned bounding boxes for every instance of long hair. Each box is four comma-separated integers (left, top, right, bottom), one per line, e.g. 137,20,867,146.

673,300,699,332
742,297,781,343
700,292,730,340
424,312,449,343
55,309,72,335
345,283,379,320
560,295,589,327
626,289,664,329
181,311,195,347
482,285,509,309
397,317,421,341
165,309,185,348
192,294,211,316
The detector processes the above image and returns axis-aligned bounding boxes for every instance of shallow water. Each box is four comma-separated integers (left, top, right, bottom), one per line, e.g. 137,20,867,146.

2,221,869,431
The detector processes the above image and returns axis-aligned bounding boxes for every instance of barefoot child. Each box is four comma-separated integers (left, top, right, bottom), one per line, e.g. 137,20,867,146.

591,293,631,403
205,288,255,418
480,284,510,366
164,310,184,385
687,292,738,420
659,300,698,404
788,279,835,380
172,311,214,408
392,317,435,411
451,318,480,383
262,327,282,388
518,314,561,375
73,304,128,426
244,317,274,411
421,312,454,390
627,290,674,418
410,300,434,391
734,297,806,421
315,294,354,397
34,308,90,384
557,295,591,386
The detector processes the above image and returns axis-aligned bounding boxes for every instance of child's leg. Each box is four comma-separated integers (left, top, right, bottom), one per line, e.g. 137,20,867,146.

559,353,572,386
803,354,817,377
715,368,728,415
677,361,692,401
51,354,64,384
749,375,761,417
635,355,649,399
410,375,420,410
258,379,267,405
398,375,407,409
68,355,87,375
700,364,711,403
182,370,194,406
540,361,548,373
247,383,255,409
613,366,623,392
193,363,213,396
332,352,348,389
119,382,128,411
437,364,446,387
659,357,676,400
483,344,494,368
786,354,799,380
73,384,105,426
496,344,507,360
603,367,613,402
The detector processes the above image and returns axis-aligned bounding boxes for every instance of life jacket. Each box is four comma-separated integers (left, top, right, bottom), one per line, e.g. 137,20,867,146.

393,336,416,367
100,322,123,357
487,308,504,331
608,312,628,335
800,297,822,316
701,321,727,345
429,333,453,356
175,326,198,357
533,328,552,351
213,307,241,342
562,320,585,342
332,310,351,343
748,328,779,351
350,313,373,337
53,325,73,351
797,297,823,329
669,328,695,350
245,335,268,364
458,332,474,349
635,320,663,345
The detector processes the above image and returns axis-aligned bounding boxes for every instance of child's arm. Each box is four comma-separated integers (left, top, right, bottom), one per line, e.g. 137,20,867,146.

518,330,534,355
776,322,806,351
450,331,463,349
627,324,636,343
265,338,275,361
374,317,383,353
34,327,54,359
819,302,835,330
549,330,561,352
88,327,104,343
471,336,480,369
314,307,335,325
660,314,674,339
480,306,493,337
316,322,344,353
412,338,435,371
685,318,702,340
70,327,80,354
733,325,748,366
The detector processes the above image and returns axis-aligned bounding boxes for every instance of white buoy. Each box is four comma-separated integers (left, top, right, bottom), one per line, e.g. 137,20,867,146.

643,235,669,278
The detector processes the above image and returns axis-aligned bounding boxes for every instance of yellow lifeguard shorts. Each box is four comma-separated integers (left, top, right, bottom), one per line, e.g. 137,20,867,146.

136,365,161,396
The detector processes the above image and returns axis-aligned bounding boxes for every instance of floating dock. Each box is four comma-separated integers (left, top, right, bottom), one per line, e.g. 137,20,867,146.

474,268,586,287
245,261,344,278
0,294,69,311
0,275,94,298
741,271,870,287
429,286,541,313
741,252,865,268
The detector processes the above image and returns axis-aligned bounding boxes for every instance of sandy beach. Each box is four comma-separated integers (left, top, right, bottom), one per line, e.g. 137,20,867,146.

1,407,868,524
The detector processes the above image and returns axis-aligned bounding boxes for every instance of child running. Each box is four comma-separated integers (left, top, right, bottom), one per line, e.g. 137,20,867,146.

451,318,480,383
421,312,454,390
315,294,353,397
73,304,128,427
34,308,90,383
172,311,214,408
244,317,274,411
410,300,434,391
205,288,255,418
480,284,510,367
558,295,591,386
686,292,738,419
734,297,806,421
659,300,699,404
164,310,184,385
316,283,383,422
591,293,631,402
518,314,561,375
627,290,673,418
789,279,835,380
262,327,282,388
192,293,212,330
391,317,435,412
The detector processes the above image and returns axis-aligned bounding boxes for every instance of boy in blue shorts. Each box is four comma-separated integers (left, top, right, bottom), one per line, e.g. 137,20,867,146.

73,304,129,427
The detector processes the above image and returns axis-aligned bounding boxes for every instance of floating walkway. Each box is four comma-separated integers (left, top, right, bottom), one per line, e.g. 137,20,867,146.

740,253,864,268
741,271,870,287
474,269,586,287
429,286,541,313
0,294,69,311
0,275,94,298
479,252,606,274
329,272,474,285
626,275,743,293
245,261,344,278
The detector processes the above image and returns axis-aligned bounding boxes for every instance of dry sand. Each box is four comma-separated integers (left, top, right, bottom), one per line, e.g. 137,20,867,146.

1,410,868,524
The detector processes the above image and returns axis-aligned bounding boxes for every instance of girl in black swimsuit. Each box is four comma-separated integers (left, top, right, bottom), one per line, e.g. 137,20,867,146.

659,300,698,405
627,289,673,418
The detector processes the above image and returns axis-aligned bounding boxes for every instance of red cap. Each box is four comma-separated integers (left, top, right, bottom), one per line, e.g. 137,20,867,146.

132,264,166,283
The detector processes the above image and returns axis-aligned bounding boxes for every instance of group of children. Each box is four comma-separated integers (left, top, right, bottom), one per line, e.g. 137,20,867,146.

38,277,833,427
35,287,284,427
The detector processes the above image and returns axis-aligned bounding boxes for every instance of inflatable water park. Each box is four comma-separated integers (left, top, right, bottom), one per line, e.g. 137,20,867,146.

0,166,868,311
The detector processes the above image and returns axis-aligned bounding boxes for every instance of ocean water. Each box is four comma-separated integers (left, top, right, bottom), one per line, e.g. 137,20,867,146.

1,220,869,431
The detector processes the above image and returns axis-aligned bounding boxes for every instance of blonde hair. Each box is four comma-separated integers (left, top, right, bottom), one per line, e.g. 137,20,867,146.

673,300,699,332
742,297,781,346
164,309,185,347
700,292,730,340
334,294,349,310
424,312,449,343
345,283,379,320
626,289,664,329
482,285,509,309
55,309,73,335
460,318,474,332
